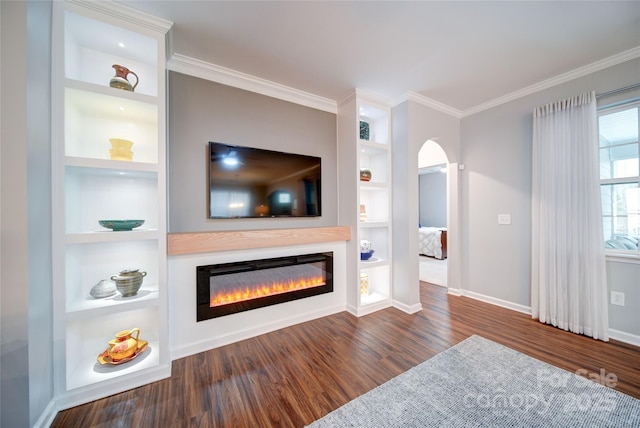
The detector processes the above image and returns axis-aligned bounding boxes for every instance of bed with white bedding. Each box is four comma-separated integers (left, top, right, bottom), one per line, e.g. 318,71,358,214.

418,227,448,260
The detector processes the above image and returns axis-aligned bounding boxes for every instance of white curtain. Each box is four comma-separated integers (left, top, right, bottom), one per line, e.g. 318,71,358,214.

531,91,609,341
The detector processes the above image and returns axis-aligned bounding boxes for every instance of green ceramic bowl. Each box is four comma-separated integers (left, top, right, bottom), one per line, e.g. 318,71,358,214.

99,219,145,231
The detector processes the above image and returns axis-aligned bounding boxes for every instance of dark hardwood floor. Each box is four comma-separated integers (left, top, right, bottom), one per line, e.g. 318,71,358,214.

52,282,640,427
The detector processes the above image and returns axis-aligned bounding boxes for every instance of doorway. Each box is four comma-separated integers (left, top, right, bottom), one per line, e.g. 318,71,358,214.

418,139,448,287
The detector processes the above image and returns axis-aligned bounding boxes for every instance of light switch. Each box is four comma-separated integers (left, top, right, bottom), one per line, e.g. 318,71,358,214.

498,214,511,225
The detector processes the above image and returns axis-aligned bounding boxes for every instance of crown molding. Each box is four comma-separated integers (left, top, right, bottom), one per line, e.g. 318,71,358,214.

65,0,173,33
396,92,464,118
167,53,337,114
462,46,640,117
337,89,393,112
353,88,392,109
392,46,640,119
337,89,357,108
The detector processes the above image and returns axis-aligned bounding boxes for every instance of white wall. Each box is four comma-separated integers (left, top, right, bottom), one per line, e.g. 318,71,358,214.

392,100,461,305
391,102,416,306
1,2,55,426
460,58,640,339
418,139,448,169
168,242,347,359
1,2,31,426
26,1,54,424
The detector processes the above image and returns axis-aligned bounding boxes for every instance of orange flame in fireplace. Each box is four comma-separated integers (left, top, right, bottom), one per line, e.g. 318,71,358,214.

210,276,325,307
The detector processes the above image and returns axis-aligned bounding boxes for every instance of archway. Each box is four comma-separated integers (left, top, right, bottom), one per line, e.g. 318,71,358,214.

389,108,462,313
417,140,449,287
413,137,461,295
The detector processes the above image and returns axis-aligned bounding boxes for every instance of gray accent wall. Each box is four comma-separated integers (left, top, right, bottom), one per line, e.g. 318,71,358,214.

607,260,640,337
460,58,640,336
419,171,447,228
168,72,338,232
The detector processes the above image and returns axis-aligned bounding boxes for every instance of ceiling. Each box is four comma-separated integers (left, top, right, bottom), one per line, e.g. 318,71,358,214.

121,1,640,113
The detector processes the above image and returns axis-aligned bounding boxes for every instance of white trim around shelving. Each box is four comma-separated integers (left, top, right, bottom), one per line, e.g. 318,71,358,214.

65,78,159,105
360,181,388,190
54,363,171,412
65,0,173,34
352,297,392,317
359,221,390,228
66,289,160,321
359,257,388,268
392,300,423,315
65,229,160,243
52,0,171,409
65,157,159,174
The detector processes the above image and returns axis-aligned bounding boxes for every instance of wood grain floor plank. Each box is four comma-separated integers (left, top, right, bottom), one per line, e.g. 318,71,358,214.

52,282,640,427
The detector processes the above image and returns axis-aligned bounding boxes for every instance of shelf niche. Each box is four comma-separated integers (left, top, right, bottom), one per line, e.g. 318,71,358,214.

338,91,393,317
52,0,172,409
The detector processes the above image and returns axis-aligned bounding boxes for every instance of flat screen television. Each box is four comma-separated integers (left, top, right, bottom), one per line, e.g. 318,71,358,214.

209,142,322,219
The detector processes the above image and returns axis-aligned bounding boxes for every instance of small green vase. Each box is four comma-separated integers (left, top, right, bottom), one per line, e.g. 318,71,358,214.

360,121,370,140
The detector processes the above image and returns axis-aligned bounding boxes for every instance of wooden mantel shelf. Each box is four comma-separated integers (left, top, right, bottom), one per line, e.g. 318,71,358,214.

168,226,351,255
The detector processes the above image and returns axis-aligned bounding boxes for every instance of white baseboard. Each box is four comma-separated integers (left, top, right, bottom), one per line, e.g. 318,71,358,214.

55,364,171,411
460,289,532,315
450,289,640,348
170,304,346,360
33,399,57,428
392,300,423,314
447,288,461,296
346,300,393,317
609,328,640,347
345,303,358,316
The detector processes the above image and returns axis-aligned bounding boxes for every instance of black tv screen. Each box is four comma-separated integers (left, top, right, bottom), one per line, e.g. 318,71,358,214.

209,142,322,218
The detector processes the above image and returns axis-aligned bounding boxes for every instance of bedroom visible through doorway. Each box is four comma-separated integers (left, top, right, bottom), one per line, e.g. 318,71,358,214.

419,255,447,287
418,139,448,287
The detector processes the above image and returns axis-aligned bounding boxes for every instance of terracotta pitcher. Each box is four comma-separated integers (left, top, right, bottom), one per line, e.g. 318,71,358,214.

108,327,140,361
110,64,139,92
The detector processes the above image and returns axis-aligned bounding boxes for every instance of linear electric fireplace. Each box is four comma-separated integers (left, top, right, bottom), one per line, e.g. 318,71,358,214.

196,252,333,321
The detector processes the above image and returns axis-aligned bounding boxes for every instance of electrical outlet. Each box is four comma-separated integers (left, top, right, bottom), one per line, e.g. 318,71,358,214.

498,214,511,225
611,291,625,307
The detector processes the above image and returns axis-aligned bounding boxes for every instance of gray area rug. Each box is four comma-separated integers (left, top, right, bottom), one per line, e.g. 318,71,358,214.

307,335,640,427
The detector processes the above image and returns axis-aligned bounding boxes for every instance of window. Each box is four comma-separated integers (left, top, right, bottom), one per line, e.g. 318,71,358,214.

599,102,640,254
210,190,251,218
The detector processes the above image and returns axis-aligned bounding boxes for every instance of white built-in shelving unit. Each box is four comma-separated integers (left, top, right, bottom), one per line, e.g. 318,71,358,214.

51,0,172,408
338,91,393,316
